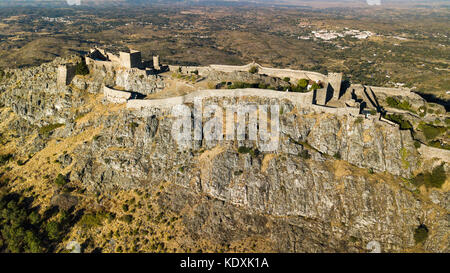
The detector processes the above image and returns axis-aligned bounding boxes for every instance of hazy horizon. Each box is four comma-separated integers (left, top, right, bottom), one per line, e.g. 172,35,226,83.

0,0,448,8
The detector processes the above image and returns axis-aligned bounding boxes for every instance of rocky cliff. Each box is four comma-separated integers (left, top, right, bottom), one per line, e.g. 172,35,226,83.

0,58,448,253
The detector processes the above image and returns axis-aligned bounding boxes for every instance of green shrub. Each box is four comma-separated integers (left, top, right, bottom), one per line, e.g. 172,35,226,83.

54,174,68,187
38,123,64,136
290,84,307,93
412,164,446,188
248,66,259,74
311,83,320,90
238,146,252,154
414,224,428,244
237,147,259,157
297,79,308,89
385,114,412,130
333,152,341,160
386,97,398,107
414,141,421,149
0,194,46,252
75,59,89,75
355,117,364,124
282,77,290,83
386,97,413,112
419,123,445,140
79,211,109,228
428,140,450,150
46,221,61,240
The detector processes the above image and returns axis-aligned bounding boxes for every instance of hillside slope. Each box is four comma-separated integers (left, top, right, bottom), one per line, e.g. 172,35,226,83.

0,57,448,253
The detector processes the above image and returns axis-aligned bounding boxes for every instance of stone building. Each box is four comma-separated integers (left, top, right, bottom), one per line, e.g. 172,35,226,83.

86,48,162,71
327,72,343,100
57,64,75,86
119,50,142,69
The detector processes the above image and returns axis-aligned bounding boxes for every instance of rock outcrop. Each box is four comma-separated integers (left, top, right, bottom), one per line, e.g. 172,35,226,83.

0,58,447,253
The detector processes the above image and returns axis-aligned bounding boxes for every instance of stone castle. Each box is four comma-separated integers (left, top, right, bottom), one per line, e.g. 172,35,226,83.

56,47,425,128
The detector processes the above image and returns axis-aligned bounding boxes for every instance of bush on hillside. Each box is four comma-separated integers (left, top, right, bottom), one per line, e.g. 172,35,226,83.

75,59,89,76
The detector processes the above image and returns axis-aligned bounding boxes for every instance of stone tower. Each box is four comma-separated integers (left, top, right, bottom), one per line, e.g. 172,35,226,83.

153,55,160,70
57,64,75,86
327,72,343,100
119,50,142,69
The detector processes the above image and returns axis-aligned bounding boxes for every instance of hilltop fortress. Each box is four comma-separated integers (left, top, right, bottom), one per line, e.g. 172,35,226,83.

56,47,428,127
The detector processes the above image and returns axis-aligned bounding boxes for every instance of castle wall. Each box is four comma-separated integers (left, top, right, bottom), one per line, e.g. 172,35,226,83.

127,88,314,110
418,145,450,165
208,63,328,83
103,86,132,103
86,57,115,70
169,65,211,76
107,53,121,64
309,105,360,117
169,63,329,83
368,86,424,101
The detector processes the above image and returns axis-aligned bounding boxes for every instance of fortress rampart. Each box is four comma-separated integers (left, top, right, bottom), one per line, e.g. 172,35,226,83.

126,88,363,118
367,86,421,100
418,145,450,164
103,86,132,103
169,63,329,83
127,89,313,109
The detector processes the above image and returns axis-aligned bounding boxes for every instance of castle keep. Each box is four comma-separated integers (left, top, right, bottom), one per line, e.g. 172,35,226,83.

85,47,164,72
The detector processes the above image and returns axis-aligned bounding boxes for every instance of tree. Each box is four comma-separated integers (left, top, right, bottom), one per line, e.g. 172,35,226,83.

297,79,309,89
46,221,61,241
